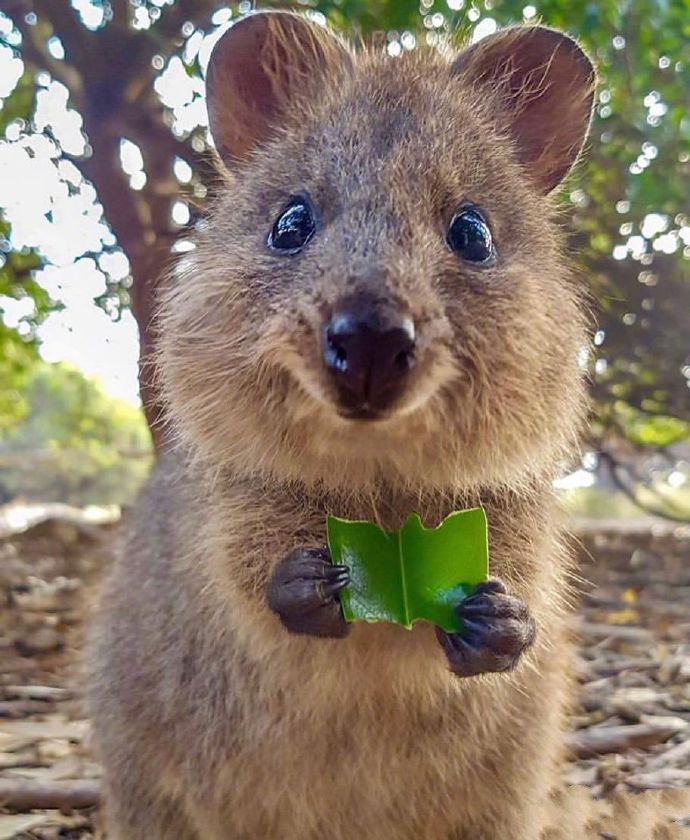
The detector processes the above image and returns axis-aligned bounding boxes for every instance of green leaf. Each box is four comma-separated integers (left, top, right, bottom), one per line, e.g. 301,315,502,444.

326,508,489,632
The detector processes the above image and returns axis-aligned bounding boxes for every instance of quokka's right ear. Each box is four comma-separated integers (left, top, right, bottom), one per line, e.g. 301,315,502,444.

205,11,353,167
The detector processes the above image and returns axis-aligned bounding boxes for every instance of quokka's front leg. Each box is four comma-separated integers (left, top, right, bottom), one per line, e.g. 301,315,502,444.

268,546,351,638
437,580,536,678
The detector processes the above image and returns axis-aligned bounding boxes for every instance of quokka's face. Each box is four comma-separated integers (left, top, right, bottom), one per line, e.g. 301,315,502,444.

159,13,595,490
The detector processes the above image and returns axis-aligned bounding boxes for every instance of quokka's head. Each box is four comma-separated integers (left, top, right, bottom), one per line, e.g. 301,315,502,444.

158,11,595,491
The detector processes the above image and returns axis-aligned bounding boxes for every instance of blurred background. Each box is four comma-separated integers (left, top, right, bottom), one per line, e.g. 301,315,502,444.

0,0,688,520
0,2,688,836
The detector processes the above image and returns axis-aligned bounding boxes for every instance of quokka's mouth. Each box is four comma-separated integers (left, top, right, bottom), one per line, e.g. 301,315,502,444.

336,406,389,422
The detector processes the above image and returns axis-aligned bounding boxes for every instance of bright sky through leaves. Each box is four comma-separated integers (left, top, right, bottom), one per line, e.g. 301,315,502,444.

0,3,237,404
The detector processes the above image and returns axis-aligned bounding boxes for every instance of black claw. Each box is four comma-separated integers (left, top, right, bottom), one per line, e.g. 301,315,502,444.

457,617,484,638
326,566,350,582
320,577,349,598
457,604,493,617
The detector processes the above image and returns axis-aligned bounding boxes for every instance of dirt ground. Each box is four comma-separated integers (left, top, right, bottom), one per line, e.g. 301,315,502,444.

0,506,689,838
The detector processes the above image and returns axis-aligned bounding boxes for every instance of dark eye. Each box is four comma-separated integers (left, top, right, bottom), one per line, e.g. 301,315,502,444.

447,207,495,264
267,196,316,253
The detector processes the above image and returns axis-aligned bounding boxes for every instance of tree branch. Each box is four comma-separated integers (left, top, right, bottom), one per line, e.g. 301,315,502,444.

3,5,83,101
0,778,100,811
153,0,218,41
32,0,95,67
599,449,690,524
110,0,131,28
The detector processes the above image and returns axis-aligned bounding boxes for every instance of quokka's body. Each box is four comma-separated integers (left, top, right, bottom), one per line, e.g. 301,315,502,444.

88,12,595,839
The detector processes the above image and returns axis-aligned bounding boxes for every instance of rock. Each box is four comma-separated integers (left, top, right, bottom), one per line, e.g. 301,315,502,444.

14,627,62,656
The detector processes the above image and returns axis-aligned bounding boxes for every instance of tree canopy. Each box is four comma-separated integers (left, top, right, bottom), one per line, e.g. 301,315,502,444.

0,360,152,505
0,0,688,459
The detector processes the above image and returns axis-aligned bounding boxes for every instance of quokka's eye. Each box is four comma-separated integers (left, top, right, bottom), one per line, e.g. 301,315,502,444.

446,206,495,265
267,196,316,253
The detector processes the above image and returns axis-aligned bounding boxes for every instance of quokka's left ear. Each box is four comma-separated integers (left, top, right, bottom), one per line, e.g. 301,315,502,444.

452,26,596,193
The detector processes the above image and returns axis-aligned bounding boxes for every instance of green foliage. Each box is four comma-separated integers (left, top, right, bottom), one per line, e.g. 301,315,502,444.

0,362,152,506
0,322,36,433
613,405,690,448
0,214,46,432
0,0,687,450
0,66,48,431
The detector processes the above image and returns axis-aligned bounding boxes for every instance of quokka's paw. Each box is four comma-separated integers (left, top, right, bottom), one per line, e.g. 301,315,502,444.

268,547,351,638
436,579,536,678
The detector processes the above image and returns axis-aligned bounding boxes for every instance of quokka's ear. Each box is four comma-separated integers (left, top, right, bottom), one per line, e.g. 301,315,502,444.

452,26,595,193
205,11,352,166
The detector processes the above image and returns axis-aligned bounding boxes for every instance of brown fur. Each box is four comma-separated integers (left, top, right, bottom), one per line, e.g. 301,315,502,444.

88,13,596,839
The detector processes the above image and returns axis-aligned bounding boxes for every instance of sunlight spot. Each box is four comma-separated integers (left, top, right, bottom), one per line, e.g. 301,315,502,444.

174,157,193,183
119,138,146,190
305,11,327,27
47,36,65,59
34,81,85,155
626,235,645,258
554,469,596,490
133,7,153,30
172,201,190,225
4,120,23,141
172,239,196,253
640,213,668,239
0,295,35,328
212,8,232,25
652,231,679,254
0,12,21,45
471,18,497,43
99,250,130,282
184,30,204,64
72,0,105,30
119,138,144,175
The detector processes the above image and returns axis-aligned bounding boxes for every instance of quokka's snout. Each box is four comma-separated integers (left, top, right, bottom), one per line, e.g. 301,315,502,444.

322,294,416,418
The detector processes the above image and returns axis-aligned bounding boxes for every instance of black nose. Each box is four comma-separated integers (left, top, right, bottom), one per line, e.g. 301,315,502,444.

323,310,416,413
